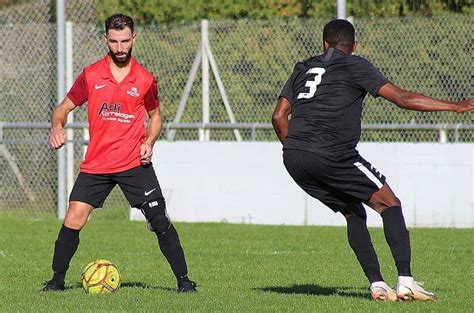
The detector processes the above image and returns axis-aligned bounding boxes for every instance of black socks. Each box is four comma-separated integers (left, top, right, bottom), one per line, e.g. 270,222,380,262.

381,206,412,277
50,222,188,284
346,215,383,283
52,224,80,283
346,205,412,283
155,223,188,279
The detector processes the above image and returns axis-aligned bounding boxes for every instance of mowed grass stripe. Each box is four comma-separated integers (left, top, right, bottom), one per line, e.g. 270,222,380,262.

0,215,473,312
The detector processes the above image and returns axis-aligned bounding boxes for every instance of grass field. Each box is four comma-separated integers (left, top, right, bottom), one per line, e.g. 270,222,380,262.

1,210,473,312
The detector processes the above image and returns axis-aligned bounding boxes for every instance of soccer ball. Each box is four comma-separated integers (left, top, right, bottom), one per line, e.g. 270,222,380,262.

81,259,121,294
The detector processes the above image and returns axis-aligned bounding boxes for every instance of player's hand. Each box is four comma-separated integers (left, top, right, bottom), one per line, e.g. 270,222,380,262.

140,143,153,165
50,126,66,149
455,98,474,113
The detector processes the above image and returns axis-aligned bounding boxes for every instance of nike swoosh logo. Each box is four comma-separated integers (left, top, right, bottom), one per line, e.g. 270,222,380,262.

144,188,157,196
95,84,107,90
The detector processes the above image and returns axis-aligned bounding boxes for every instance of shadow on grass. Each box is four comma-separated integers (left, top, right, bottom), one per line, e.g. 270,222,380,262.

65,281,175,292
121,282,175,291
257,284,369,300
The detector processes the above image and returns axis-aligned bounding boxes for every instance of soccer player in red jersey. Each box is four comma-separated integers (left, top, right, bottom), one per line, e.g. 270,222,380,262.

43,14,196,292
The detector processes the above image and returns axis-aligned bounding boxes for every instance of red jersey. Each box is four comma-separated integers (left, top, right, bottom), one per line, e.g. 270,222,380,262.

67,55,160,174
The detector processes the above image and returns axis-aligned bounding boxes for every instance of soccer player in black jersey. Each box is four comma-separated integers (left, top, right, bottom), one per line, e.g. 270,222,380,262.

272,19,473,302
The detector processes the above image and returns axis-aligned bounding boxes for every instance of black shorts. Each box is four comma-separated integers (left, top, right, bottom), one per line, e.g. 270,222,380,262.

283,149,385,214
69,164,164,209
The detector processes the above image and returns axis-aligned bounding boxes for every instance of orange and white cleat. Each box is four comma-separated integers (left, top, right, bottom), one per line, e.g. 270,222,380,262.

370,282,398,302
397,281,436,302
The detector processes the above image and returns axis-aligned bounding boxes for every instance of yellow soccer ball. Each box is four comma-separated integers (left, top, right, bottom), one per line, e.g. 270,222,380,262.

81,259,121,294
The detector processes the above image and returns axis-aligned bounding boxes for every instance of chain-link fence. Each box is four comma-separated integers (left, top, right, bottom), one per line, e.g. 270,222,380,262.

1,0,472,218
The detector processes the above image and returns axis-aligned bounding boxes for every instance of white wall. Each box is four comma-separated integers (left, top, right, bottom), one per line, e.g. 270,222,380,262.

130,142,474,228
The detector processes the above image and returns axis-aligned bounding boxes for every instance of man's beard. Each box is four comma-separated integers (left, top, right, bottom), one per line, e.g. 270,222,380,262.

110,47,133,66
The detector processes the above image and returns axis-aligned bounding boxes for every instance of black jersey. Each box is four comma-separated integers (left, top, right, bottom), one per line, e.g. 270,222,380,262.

279,48,389,157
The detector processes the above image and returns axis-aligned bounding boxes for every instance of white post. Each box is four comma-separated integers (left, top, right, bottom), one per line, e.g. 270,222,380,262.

454,124,461,142
200,20,210,141
66,21,74,198
203,43,242,141
168,47,202,141
337,0,346,19
83,127,89,159
56,0,66,219
439,128,447,143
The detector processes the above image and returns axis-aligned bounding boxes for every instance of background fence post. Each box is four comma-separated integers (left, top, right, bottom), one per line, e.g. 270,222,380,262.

337,0,346,19
439,127,447,143
66,21,74,199
56,0,67,219
200,20,210,142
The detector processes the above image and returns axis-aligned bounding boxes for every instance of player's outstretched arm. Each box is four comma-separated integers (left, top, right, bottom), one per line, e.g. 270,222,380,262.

378,83,473,113
140,107,162,165
50,97,76,149
272,97,292,144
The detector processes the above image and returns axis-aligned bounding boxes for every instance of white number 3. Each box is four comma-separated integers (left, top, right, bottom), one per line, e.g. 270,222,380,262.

297,67,326,99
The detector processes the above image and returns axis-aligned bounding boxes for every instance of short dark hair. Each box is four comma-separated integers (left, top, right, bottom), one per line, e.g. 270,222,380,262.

323,19,355,45
105,14,134,34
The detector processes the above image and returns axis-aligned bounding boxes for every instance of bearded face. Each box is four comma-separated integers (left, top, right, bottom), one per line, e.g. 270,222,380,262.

105,28,135,66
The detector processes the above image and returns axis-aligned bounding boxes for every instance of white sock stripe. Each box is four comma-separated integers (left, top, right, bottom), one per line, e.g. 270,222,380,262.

354,161,383,189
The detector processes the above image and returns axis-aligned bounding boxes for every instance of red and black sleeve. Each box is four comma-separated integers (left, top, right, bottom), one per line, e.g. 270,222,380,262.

144,77,160,111
67,71,88,106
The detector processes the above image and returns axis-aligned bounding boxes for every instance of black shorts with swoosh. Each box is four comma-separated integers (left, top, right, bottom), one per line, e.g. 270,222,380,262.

283,149,385,213
69,164,164,209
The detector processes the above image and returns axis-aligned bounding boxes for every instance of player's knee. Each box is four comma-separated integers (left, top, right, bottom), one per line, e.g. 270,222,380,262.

368,184,402,213
141,199,170,234
381,194,401,210
390,196,401,208
342,203,367,220
63,219,84,230
374,198,402,214
64,210,89,230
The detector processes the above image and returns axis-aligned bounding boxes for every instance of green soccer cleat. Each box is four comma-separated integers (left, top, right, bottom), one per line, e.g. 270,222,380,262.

397,281,436,302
